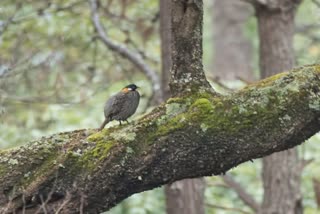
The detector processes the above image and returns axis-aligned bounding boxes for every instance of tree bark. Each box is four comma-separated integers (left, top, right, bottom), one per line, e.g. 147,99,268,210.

256,1,303,214
160,1,205,214
169,0,211,96
212,0,254,81
165,179,205,214
160,0,172,101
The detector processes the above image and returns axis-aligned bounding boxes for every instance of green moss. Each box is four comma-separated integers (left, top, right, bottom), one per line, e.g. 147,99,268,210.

166,97,186,104
190,98,214,115
87,130,107,143
245,72,288,89
87,141,114,160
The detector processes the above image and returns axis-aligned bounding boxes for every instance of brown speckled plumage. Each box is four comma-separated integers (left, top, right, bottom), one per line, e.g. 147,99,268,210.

99,84,140,130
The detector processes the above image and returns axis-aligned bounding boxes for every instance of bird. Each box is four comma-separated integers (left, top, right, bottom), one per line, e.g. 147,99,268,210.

98,84,140,131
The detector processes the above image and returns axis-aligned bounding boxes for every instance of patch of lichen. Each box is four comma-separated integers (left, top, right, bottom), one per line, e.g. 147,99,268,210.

19,152,60,189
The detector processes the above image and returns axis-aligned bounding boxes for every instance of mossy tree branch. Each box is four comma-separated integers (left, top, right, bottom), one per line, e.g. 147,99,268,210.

1,65,320,213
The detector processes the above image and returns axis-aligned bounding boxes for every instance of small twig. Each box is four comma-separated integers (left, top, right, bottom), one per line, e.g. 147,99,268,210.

54,0,86,12
222,174,260,212
37,195,48,214
55,192,72,214
88,0,162,104
22,194,26,214
210,76,235,92
206,202,252,214
236,76,254,85
312,0,320,8
299,158,314,171
205,180,228,188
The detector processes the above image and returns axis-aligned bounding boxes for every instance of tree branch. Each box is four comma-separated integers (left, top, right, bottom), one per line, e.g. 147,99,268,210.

88,0,162,104
206,202,251,214
222,174,260,212
1,64,320,213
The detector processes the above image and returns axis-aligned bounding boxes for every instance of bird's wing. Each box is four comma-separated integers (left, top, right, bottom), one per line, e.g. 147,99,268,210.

104,92,126,118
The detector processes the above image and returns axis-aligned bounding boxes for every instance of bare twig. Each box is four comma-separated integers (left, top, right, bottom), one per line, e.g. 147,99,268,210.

239,0,259,6
222,174,260,212
54,0,86,12
236,76,254,85
55,192,72,214
209,76,235,92
299,158,314,171
313,178,320,208
312,0,320,8
88,0,162,104
206,203,252,214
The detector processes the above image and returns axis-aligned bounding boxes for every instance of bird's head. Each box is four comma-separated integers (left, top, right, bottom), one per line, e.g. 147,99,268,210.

122,84,139,93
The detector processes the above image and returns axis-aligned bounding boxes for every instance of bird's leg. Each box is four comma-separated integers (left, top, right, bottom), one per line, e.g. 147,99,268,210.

125,119,129,124
119,121,122,125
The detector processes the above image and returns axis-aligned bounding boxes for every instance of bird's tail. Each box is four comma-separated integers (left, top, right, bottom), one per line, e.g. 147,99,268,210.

98,118,109,131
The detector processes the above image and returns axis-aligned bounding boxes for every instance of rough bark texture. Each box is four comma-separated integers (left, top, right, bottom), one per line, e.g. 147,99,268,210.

256,1,303,214
313,178,320,208
212,0,254,81
161,1,205,213
160,0,172,101
170,0,211,96
165,179,205,214
1,65,320,213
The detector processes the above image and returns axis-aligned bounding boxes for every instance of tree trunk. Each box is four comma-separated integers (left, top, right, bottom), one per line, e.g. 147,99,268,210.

160,1,205,213
170,0,211,96
212,0,254,81
160,0,172,101
165,179,205,214
256,1,303,214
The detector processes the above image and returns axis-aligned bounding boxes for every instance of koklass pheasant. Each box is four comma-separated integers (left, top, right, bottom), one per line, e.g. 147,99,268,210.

99,84,140,130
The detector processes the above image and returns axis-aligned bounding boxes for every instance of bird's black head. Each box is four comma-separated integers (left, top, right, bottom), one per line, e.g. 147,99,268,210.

123,84,139,91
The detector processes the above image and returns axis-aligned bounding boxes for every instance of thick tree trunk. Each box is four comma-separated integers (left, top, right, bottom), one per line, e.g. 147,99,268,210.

161,1,205,213
165,179,205,214
160,0,172,101
212,0,254,81
170,0,211,96
256,1,303,214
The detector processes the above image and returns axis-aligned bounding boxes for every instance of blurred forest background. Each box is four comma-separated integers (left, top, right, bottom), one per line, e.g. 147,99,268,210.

1,0,320,213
